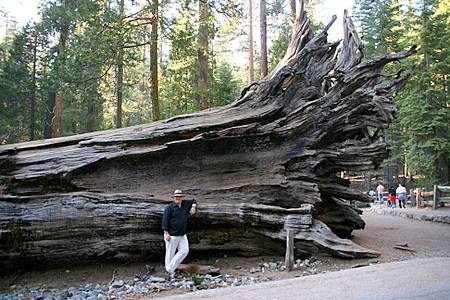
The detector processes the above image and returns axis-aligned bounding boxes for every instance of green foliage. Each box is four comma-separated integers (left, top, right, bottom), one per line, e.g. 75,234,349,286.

0,25,47,144
267,0,327,72
160,5,199,117
160,0,244,118
191,273,205,285
210,61,241,107
354,0,449,185
397,0,449,185
268,19,290,72
0,0,247,142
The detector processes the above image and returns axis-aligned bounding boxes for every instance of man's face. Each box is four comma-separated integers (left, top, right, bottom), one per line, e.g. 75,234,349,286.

174,195,183,206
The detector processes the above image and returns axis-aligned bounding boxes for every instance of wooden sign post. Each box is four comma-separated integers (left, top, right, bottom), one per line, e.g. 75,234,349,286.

285,229,294,271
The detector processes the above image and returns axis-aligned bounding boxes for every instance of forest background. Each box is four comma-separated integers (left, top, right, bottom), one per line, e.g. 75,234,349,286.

0,0,448,190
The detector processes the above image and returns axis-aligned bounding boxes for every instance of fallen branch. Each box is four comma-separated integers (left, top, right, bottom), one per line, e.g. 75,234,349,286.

351,263,370,268
8,270,21,286
393,245,416,252
108,269,117,285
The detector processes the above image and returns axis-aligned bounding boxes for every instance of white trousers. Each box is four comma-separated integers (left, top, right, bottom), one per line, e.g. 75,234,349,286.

164,234,189,273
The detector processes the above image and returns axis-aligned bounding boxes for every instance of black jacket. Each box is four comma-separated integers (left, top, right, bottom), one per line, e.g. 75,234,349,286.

162,199,197,236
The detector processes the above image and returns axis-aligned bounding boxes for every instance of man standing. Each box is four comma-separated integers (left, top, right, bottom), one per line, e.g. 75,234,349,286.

376,183,385,204
396,183,407,209
162,189,197,280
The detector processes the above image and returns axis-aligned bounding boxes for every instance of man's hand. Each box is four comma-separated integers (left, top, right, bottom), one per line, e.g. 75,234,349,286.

164,231,171,241
190,205,197,215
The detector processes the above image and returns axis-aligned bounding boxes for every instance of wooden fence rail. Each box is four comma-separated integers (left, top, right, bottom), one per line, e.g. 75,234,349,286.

410,185,450,210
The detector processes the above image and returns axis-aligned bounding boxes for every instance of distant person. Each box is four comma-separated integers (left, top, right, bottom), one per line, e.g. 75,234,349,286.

396,183,407,209
388,186,396,208
162,189,197,281
376,183,385,204
368,189,376,199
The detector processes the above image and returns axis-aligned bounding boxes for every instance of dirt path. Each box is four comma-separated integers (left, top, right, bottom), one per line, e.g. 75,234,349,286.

355,209,450,262
316,208,450,273
2,208,450,298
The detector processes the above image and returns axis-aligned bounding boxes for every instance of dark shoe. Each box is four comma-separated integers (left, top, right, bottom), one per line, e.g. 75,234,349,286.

167,271,175,281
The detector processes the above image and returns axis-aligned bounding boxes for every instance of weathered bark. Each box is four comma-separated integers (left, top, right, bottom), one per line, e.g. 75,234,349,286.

0,8,415,271
248,0,254,82
116,0,125,128
52,0,69,138
197,0,210,110
30,30,38,141
260,0,268,77
150,0,160,121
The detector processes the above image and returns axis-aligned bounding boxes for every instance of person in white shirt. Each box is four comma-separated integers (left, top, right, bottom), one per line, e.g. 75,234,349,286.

376,183,385,204
396,183,407,209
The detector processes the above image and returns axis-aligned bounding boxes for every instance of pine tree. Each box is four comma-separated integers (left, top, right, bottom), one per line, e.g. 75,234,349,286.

354,0,449,187
161,0,243,117
0,25,44,144
397,0,449,185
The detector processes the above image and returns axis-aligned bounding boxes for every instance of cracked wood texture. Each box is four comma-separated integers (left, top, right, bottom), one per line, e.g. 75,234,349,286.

0,8,415,270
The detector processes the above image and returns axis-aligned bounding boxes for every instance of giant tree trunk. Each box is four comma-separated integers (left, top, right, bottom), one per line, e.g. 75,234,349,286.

0,8,415,271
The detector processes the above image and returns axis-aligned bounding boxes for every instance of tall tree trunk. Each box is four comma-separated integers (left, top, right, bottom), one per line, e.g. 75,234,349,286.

437,150,449,184
197,0,210,110
260,0,268,78
150,0,160,121
116,58,124,128
86,88,99,132
116,0,125,128
53,16,68,138
44,92,55,139
248,0,255,82
30,29,38,141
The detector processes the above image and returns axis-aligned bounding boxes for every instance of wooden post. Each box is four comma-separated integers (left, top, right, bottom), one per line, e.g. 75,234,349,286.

433,185,438,210
285,229,294,271
416,188,421,208
409,189,416,207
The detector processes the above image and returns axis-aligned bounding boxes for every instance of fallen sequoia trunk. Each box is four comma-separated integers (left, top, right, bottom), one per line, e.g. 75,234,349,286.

0,8,415,271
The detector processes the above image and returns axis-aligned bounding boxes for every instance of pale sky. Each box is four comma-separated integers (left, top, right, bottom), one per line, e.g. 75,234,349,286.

1,0,355,30
0,0,355,42
316,0,355,40
1,0,42,26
